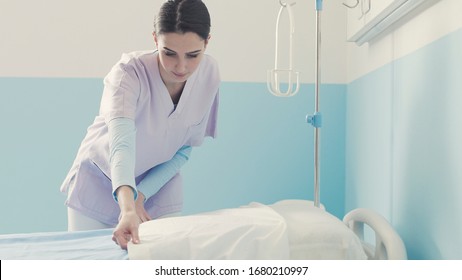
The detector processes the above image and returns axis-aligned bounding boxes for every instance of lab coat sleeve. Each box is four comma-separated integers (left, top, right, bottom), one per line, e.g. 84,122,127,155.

137,146,192,202
108,117,138,201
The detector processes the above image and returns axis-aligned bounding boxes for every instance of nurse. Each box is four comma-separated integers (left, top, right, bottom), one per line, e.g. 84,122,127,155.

60,0,219,249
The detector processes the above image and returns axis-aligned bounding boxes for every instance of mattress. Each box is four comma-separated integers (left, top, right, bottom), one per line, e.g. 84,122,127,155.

0,200,367,260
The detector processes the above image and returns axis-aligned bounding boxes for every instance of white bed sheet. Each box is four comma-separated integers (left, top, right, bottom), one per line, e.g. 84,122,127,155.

0,228,127,260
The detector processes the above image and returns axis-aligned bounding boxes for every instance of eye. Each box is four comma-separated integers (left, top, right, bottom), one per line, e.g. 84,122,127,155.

186,53,199,59
164,50,176,57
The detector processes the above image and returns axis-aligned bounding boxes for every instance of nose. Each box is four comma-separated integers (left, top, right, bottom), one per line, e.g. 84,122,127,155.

175,57,187,73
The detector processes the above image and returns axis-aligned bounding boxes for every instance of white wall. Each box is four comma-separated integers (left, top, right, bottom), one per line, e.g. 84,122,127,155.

0,0,348,83
207,0,348,83
0,0,160,78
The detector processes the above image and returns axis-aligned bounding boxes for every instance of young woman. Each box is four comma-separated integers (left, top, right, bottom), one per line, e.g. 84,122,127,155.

60,0,219,249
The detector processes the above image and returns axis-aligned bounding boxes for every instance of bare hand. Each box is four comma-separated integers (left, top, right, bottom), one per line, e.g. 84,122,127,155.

112,210,140,250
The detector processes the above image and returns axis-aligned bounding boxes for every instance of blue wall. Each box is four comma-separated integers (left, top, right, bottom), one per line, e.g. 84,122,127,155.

0,79,346,234
346,28,462,260
182,83,346,217
0,78,101,233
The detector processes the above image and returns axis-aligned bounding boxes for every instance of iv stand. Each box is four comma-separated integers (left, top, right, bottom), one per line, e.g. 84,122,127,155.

306,0,323,208
269,0,323,208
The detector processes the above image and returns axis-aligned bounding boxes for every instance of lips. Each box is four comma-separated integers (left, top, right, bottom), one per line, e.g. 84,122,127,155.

173,72,187,78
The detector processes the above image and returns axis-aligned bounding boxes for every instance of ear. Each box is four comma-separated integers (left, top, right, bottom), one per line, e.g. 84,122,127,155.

152,32,159,47
204,34,211,49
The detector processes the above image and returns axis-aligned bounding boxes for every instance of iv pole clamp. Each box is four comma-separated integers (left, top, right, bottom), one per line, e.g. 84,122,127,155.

267,0,300,97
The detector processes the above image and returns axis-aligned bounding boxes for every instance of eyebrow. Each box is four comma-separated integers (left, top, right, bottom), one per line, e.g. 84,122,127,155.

163,47,202,55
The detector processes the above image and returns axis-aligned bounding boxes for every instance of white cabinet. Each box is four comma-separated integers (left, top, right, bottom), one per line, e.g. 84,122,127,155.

346,0,432,45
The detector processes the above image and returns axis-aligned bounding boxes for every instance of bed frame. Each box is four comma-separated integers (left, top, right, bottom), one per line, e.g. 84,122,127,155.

343,208,407,260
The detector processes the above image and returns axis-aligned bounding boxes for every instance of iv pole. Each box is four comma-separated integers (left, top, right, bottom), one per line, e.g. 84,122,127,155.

306,0,323,208
269,0,323,208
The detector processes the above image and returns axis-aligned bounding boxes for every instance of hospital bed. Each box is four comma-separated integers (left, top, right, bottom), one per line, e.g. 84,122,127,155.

0,200,406,260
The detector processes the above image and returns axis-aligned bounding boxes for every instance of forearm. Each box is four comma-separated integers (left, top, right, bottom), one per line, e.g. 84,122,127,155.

113,185,141,249
116,185,137,214
137,145,191,201
108,117,138,201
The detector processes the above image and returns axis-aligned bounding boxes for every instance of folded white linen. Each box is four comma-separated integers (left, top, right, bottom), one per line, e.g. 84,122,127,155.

128,202,290,260
269,200,367,260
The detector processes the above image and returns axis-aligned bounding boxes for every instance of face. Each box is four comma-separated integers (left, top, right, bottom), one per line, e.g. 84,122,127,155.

154,32,209,87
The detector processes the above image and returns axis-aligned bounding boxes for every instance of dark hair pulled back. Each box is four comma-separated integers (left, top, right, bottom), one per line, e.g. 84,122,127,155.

154,0,211,41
